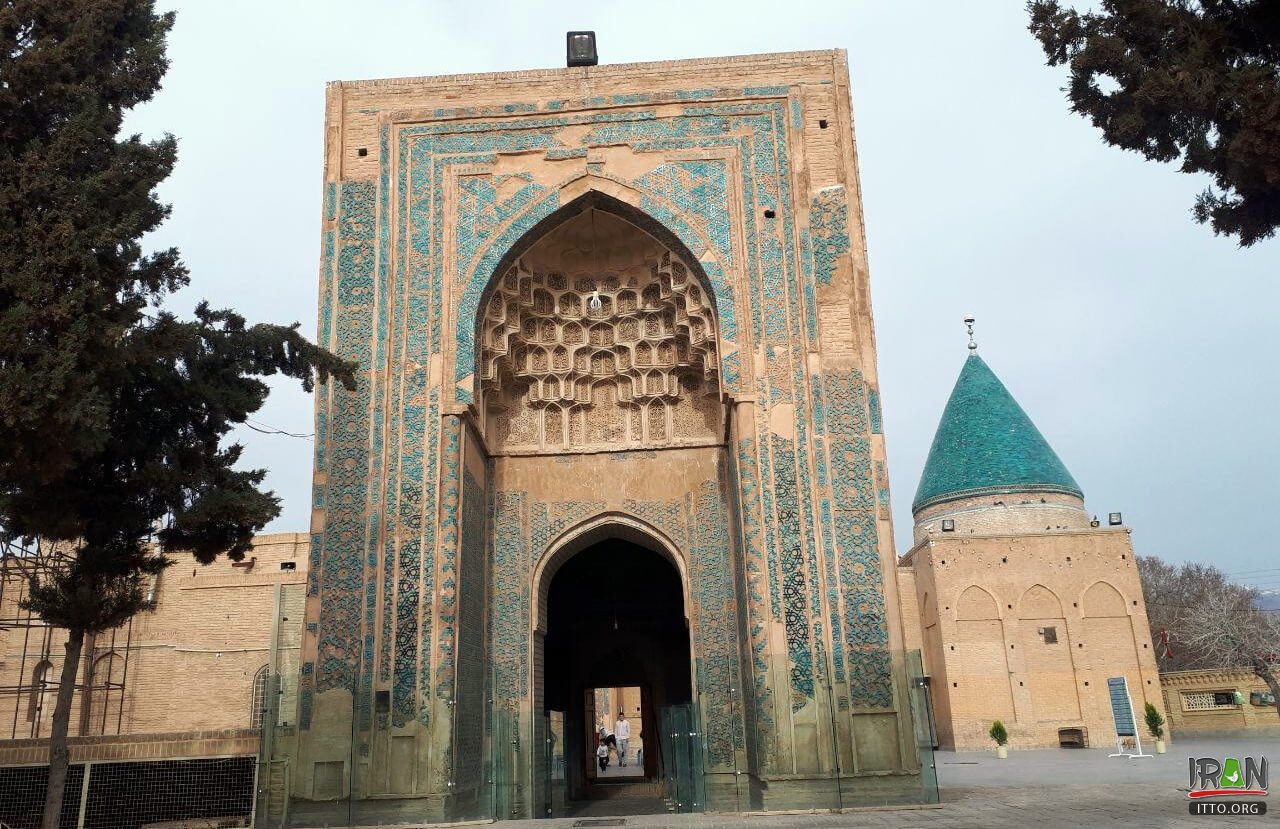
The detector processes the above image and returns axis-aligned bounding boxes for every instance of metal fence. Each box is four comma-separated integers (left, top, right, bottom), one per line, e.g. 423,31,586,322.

0,581,304,829
0,757,253,829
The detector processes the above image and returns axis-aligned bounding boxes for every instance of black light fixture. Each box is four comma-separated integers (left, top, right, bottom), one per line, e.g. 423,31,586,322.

941,519,955,532
567,31,598,67
1108,512,1123,526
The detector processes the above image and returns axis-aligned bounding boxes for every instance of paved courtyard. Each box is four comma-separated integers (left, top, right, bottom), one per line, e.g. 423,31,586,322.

501,736,1280,829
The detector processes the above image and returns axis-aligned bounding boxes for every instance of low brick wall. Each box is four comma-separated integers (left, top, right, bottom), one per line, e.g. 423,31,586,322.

0,728,259,766
1161,668,1280,734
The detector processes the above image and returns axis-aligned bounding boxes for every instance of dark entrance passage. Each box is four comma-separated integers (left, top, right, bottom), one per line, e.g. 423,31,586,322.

543,537,692,816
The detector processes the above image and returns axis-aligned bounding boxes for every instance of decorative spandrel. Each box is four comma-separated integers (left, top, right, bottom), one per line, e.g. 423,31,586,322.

479,210,722,452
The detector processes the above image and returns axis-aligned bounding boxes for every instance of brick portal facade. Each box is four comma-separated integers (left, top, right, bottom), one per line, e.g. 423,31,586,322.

298,49,921,821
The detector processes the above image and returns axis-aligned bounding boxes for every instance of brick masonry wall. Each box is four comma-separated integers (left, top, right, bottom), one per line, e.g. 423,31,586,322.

896,568,923,655
0,532,308,745
899,525,1162,750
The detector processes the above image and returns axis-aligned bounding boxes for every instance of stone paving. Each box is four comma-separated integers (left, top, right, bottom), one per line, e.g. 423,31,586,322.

502,735,1280,829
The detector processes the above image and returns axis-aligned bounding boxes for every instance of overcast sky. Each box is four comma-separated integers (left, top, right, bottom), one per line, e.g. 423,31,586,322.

127,2,1279,584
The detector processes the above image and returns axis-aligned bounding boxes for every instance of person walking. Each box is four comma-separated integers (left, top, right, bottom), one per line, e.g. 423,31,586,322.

614,711,631,767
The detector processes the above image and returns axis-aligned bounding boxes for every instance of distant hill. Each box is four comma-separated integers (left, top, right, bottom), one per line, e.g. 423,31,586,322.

1257,591,1280,612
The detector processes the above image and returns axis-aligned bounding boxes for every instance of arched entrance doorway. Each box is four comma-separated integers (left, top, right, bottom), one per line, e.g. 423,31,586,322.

541,531,691,815
478,193,740,819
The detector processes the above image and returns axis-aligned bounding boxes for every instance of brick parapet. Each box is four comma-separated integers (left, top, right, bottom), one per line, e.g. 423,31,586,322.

330,49,843,91
0,728,259,765
1160,667,1257,688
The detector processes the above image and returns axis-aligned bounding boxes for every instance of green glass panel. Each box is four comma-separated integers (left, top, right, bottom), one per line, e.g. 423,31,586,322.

492,703,524,820
538,710,565,818
658,703,706,814
659,706,677,810
907,650,941,804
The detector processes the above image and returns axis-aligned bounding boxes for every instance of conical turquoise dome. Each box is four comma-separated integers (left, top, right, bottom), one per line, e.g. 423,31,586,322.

912,354,1082,515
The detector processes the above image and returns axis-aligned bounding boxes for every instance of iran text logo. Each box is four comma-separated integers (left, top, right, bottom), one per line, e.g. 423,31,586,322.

1188,755,1268,799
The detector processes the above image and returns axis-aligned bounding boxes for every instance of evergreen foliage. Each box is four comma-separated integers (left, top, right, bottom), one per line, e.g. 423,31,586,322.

1028,1,1280,246
1143,701,1165,739
0,4,354,826
989,720,1009,746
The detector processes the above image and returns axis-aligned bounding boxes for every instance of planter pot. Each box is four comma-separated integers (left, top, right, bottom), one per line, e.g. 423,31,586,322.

996,745,1008,759
1155,739,1166,754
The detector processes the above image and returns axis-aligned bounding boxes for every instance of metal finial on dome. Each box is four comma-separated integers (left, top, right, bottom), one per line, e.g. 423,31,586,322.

964,316,977,352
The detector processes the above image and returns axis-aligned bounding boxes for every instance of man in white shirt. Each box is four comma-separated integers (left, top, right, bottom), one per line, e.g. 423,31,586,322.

614,711,631,767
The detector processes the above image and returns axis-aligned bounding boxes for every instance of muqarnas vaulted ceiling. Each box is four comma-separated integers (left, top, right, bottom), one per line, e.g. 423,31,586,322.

479,210,723,453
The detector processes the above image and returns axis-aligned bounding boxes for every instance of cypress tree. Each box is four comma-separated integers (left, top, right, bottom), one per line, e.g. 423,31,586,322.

1029,1,1280,246
0,5,354,827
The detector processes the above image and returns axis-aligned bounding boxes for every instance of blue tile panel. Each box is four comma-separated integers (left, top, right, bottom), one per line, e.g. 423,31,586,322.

452,462,488,786
690,473,745,768
822,369,893,709
491,491,528,702
435,416,462,698
312,180,376,708
809,187,850,286
307,88,902,768
771,435,814,710
913,354,1082,514
735,436,774,763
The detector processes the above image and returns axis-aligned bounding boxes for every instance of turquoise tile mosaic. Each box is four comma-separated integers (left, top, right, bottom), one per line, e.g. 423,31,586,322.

913,355,1082,513
304,85,899,777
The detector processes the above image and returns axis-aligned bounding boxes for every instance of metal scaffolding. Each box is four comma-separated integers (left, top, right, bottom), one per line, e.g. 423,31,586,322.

0,537,133,740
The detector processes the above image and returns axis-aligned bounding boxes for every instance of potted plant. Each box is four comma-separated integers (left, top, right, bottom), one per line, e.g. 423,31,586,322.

989,720,1009,759
1144,702,1167,754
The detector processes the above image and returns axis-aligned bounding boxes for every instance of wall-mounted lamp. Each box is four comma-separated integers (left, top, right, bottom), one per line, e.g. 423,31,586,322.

941,519,955,532
1108,512,1123,526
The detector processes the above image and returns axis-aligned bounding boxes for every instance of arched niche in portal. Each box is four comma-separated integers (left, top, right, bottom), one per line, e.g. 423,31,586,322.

475,193,724,453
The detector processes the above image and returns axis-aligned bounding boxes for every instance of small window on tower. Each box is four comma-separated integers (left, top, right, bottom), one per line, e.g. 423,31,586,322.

1042,626,1058,644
